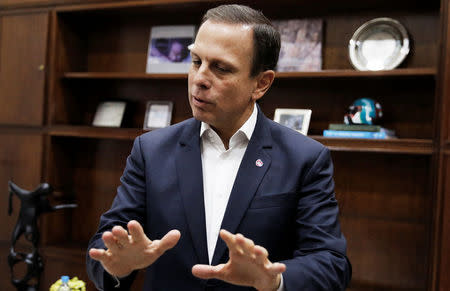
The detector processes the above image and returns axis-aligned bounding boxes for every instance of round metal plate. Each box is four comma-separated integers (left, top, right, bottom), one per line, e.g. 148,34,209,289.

349,18,410,71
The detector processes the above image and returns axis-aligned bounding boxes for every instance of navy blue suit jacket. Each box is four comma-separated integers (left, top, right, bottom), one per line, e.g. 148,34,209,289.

87,108,351,290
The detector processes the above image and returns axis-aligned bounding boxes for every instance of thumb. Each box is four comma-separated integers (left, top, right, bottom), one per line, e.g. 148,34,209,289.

192,264,225,280
156,229,181,252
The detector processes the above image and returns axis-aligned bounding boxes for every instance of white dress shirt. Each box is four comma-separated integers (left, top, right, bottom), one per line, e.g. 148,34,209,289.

200,104,284,291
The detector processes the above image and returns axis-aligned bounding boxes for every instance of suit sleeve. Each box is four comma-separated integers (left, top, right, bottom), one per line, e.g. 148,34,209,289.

280,147,352,291
86,136,147,291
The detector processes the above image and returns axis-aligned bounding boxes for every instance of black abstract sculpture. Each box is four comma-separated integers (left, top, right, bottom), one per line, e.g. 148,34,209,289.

7,181,77,291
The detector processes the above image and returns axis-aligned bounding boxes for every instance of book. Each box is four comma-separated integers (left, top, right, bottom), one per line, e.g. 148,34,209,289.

323,129,396,139
328,123,382,132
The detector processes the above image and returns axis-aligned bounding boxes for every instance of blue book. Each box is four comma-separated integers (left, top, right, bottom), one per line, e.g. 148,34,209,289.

323,129,396,139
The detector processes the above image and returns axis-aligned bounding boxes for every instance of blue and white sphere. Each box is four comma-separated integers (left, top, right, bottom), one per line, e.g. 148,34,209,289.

344,98,383,125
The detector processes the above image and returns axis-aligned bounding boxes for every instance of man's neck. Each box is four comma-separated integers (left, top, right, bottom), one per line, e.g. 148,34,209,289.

208,104,256,150
210,126,233,150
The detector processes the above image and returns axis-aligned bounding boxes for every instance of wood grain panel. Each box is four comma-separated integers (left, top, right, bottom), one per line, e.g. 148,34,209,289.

342,217,429,289
333,152,432,223
0,133,43,290
333,152,432,289
437,155,450,291
0,133,43,241
43,137,133,244
0,0,125,10
0,13,48,125
442,0,450,145
432,1,450,290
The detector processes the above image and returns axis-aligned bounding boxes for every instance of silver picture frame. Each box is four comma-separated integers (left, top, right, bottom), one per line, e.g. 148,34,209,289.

143,101,173,130
274,108,312,136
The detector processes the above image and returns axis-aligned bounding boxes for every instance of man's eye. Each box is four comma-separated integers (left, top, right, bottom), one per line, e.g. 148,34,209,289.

192,59,201,66
215,64,229,73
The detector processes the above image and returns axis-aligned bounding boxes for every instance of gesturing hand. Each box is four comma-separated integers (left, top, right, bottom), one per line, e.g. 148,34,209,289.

192,230,286,291
89,220,181,278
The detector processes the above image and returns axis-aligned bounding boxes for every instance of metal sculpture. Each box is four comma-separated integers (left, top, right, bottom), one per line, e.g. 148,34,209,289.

7,181,77,291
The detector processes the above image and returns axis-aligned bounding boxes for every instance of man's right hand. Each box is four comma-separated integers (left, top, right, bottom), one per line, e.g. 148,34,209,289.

89,220,181,277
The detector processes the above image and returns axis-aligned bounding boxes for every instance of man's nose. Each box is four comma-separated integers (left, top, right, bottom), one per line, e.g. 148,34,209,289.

192,64,211,90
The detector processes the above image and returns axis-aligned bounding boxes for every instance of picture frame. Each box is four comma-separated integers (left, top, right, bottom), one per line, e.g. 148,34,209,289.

272,19,323,72
92,101,127,127
143,101,173,130
274,108,312,135
146,25,196,73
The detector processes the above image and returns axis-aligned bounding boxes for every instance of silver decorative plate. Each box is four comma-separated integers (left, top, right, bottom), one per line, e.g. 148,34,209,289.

349,18,410,71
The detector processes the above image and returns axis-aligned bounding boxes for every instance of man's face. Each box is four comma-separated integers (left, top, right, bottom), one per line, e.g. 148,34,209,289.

188,20,259,133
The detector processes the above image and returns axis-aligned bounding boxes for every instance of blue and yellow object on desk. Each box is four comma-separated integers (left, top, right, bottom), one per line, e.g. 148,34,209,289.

50,276,86,291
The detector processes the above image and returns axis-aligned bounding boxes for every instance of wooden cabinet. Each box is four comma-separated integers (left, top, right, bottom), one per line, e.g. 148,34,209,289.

0,12,48,125
0,11,49,290
1,0,450,290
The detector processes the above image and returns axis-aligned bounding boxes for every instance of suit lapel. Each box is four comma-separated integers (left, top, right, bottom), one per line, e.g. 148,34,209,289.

175,119,209,265
211,110,273,265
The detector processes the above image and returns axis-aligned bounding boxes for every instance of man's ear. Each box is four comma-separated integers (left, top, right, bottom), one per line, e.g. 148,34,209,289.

252,70,275,101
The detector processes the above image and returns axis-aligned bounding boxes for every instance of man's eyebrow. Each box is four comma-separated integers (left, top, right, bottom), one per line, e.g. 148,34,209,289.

189,50,236,69
190,50,201,59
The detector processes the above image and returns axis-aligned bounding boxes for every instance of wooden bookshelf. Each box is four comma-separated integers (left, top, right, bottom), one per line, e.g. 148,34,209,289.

1,0,450,290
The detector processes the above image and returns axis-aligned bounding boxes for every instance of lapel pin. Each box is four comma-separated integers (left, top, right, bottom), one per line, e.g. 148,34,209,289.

255,159,264,167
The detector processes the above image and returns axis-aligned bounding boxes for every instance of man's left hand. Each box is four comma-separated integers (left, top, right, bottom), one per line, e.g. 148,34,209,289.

192,229,286,291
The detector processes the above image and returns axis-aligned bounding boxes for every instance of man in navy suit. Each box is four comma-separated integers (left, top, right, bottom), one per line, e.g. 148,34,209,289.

87,4,351,290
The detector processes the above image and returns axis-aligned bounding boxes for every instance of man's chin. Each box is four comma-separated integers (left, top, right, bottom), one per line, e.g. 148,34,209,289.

191,109,211,124
193,114,210,124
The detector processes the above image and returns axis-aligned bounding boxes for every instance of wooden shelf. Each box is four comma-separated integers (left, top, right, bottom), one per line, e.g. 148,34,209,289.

62,68,436,80
51,0,439,14
47,126,433,154
48,125,144,140
276,68,436,78
63,72,187,79
0,125,45,134
312,136,434,155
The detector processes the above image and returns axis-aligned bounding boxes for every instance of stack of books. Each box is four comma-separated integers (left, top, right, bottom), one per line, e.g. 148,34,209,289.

323,124,396,139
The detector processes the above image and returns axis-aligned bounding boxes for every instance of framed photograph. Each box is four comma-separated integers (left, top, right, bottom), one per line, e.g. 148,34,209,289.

143,101,173,130
92,101,127,127
272,19,323,72
274,108,312,135
146,25,196,73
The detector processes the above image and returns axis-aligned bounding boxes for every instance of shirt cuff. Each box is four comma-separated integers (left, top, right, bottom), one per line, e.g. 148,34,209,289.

277,274,285,291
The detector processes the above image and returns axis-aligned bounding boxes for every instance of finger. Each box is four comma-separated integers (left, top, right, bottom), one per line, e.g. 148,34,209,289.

192,264,225,280
254,245,269,265
235,233,255,254
112,225,130,246
128,220,146,243
155,229,181,252
102,231,120,252
268,262,286,275
220,229,240,253
89,248,107,261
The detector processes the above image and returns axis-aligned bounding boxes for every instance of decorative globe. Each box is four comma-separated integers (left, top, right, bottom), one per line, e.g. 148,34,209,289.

344,98,383,125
